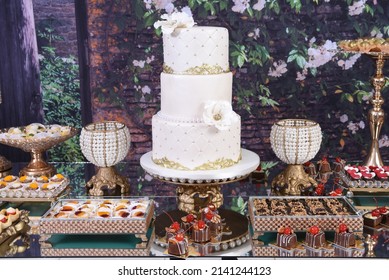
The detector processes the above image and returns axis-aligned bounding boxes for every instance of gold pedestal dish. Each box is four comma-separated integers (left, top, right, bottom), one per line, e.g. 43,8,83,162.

0,156,12,178
0,125,78,177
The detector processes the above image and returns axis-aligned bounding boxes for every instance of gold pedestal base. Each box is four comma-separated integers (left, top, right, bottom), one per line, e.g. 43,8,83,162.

176,185,223,214
19,151,55,177
271,164,317,196
0,155,12,178
86,166,130,196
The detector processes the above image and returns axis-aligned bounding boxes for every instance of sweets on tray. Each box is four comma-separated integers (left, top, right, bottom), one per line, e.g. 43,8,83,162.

338,38,389,53
0,123,71,140
0,174,68,199
341,165,389,188
249,196,363,232
40,198,154,235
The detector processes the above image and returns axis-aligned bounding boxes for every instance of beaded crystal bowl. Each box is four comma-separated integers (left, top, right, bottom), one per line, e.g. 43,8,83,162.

80,121,131,196
270,119,322,165
80,122,130,167
270,119,322,195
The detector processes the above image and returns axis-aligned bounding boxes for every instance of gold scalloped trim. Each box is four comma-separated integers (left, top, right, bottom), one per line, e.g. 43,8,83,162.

163,63,229,75
338,38,389,54
152,153,242,171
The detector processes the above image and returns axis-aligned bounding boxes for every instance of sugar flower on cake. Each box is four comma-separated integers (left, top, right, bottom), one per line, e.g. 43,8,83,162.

203,101,237,131
154,11,195,34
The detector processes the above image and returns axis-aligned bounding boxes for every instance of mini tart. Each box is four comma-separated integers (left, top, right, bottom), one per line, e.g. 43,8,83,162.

50,173,65,182
79,204,95,212
54,212,69,218
131,209,145,218
28,182,39,190
9,182,22,189
115,210,130,218
0,214,8,224
37,175,49,183
102,200,113,205
99,203,113,209
19,176,33,183
41,183,56,191
97,207,112,218
0,181,7,189
3,175,17,183
115,204,128,211
129,203,147,210
73,210,89,218
61,205,76,212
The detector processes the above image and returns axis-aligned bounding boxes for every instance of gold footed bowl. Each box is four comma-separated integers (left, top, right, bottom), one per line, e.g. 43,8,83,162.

0,125,78,177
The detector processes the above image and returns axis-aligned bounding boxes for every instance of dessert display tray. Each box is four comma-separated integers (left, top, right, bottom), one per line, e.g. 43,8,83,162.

40,198,154,235
0,175,70,202
40,227,155,257
338,169,389,190
248,196,363,232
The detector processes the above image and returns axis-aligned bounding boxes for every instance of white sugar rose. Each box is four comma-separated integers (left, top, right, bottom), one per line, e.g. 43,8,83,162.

203,101,237,131
154,12,195,35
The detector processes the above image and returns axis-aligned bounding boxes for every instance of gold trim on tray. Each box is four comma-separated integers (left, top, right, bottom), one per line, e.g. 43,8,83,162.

163,63,229,75
152,154,241,171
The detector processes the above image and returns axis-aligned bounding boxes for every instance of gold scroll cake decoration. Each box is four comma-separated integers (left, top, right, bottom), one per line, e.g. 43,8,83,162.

152,154,241,171
338,38,389,54
163,63,229,75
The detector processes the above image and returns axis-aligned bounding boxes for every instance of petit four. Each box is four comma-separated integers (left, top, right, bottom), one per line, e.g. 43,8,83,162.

276,226,297,250
168,233,188,257
192,220,210,243
363,209,382,228
305,226,326,248
334,223,355,248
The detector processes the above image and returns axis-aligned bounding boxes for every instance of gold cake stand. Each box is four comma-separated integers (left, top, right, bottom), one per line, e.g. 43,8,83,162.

140,149,260,255
0,126,78,177
339,39,389,167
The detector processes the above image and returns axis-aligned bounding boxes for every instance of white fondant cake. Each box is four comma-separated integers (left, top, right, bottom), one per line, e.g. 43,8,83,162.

152,19,241,170
163,27,229,74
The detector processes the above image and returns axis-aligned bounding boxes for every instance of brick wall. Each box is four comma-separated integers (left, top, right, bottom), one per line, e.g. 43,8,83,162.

33,0,78,57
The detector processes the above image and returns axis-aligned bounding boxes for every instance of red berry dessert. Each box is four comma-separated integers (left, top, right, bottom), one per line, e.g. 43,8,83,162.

168,232,188,257
333,157,346,172
305,225,326,248
181,213,196,233
363,209,383,228
165,221,183,242
334,223,355,248
192,220,210,243
378,206,389,225
276,226,297,250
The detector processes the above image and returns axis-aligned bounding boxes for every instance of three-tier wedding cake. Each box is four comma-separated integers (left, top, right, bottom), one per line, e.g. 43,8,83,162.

152,13,241,171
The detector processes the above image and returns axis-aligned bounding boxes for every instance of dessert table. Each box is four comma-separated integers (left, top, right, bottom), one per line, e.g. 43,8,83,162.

0,161,388,258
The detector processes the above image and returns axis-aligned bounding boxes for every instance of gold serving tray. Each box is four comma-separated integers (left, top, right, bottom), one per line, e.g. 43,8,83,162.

248,196,363,233
40,198,154,235
0,177,70,203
